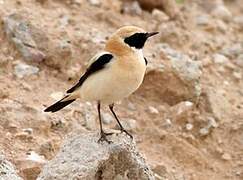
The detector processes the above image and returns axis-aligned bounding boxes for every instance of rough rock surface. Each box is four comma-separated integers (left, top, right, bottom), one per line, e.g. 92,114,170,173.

0,153,23,180
37,133,154,180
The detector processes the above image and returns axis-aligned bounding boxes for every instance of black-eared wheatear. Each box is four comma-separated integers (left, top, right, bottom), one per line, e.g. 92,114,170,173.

44,26,158,143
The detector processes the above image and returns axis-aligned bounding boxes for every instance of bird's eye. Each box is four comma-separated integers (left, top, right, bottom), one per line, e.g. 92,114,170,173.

124,33,147,49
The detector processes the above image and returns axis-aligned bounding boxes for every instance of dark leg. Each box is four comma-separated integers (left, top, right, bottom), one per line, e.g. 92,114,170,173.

97,102,112,143
109,104,133,139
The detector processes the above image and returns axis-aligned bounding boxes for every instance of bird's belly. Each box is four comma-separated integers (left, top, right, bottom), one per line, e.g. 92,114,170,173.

79,65,146,104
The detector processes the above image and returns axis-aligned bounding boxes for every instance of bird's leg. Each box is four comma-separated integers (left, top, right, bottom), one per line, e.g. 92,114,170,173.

109,104,133,139
97,102,112,143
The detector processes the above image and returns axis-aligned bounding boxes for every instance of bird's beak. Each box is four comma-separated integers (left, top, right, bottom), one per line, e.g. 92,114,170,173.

146,32,159,38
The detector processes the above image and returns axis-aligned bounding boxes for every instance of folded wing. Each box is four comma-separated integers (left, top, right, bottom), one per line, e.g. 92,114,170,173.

66,52,113,94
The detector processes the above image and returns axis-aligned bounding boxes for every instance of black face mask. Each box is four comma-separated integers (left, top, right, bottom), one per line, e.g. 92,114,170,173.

124,32,159,49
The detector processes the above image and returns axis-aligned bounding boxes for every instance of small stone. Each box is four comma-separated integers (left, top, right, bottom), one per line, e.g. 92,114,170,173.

208,117,218,128
152,9,169,21
186,123,193,131
233,71,242,80
196,15,211,26
14,62,39,78
234,16,243,29
15,132,33,140
50,92,64,101
122,1,142,16
101,112,113,125
211,5,232,21
23,128,33,135
148,106,159,114
199,127,209,136
236,54,243,68
221,153,232,161
17,151,46,180
87,0,100,6
212,53,229,64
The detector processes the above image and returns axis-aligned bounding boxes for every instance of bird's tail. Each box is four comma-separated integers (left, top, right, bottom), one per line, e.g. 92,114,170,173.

44,94,76,113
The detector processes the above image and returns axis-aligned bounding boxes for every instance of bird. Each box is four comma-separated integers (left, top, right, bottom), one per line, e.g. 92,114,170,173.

44,26,158,143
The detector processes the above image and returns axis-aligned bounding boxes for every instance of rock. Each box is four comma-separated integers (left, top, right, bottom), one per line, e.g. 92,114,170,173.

14,62,39,78
162,118,172,128
87,0,101,6
122,1,143,16
37,133,155,180
212,53,229,64
45,40,73,71
221,43,243,58
234,16,243,29
236,54,243,68
186,123,193,131
139,44,201,105
0,153,23,180
221,153,232,161
3,13,46,62
202,86,231,120
196,15,211,26
148,106,159,114
137,0,179,18
233,71,242,80
16,151,46,180
211,5,232,21
101,112,113,124
199,117,218,136
152,9,169,21
170,101,194,121
199,127,209,136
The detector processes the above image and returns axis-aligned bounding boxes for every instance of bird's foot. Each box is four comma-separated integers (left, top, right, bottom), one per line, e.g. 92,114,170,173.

98,131,113,144
120,128,133,139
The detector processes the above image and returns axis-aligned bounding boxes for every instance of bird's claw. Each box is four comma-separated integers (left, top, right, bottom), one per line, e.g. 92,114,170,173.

98,131,113,144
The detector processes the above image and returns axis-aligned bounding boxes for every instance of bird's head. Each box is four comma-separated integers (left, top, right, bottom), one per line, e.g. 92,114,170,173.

105,26,159,55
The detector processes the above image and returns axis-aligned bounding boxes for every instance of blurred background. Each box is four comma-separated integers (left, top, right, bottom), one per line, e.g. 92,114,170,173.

0,0,243,179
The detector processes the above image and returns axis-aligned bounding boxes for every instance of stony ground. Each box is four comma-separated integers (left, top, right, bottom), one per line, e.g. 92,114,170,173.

0,0,243,179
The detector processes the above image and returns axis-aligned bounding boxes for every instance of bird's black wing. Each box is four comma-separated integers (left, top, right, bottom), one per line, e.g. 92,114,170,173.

66,53,113,93
144,57,148,65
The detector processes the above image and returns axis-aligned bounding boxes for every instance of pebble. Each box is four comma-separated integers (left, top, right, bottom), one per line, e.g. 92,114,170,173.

26,151,46,163
14,62,39,78
208,117,218,128
148,106,159,114
199,127,209,136
211,5,232,21
122,1,142,16
212,53,229,64
233,71,242,80
87,0,100,6
221,153,232,161
23,128,33,135
233,16,243,28
162,118,172,128
101,112,113,124
196,15,211,26
152,9,169,21
236,54,243,68
186,123,193,131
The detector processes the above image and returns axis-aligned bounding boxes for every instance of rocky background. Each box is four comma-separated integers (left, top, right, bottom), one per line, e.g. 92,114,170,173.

0,0,243,179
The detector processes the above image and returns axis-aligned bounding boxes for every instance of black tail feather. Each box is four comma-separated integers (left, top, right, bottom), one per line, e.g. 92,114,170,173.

44,98,76,112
